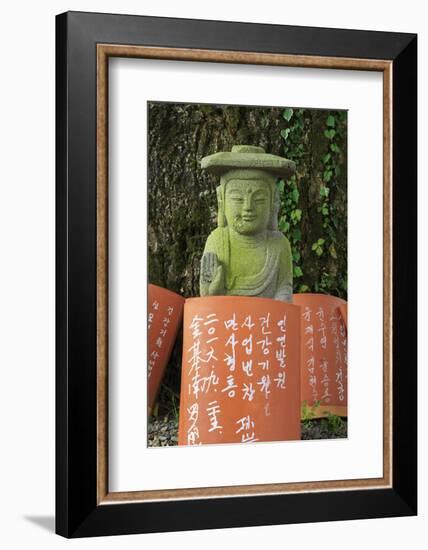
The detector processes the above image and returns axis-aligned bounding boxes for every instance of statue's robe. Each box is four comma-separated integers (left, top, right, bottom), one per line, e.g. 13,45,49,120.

202,227,293,302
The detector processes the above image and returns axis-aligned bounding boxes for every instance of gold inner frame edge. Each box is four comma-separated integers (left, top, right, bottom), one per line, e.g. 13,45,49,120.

96,44,393,505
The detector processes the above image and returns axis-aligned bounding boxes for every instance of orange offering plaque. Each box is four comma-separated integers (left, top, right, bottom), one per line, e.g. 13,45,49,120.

178,296,301,445
293,293,348,418
147,284,185,412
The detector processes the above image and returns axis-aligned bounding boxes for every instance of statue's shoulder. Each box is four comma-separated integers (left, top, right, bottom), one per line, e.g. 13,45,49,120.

269,231,291,246
204,227,228,251
268,232,292,262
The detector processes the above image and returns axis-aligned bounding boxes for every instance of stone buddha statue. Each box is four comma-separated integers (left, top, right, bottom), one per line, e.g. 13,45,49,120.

199,145,296,302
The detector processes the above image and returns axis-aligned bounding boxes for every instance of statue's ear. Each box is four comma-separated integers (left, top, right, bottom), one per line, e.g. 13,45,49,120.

269,185,280,231
216,185,227,227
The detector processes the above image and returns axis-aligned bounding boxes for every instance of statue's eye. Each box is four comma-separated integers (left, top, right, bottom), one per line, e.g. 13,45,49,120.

230,196,243,203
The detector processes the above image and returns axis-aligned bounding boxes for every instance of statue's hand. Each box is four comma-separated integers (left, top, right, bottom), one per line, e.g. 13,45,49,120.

200,252,225,296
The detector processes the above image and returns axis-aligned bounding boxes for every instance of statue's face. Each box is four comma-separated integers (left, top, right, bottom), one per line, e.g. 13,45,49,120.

224,179,271,235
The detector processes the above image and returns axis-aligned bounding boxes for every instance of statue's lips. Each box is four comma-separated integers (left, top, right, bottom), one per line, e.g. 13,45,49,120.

241,215,256,222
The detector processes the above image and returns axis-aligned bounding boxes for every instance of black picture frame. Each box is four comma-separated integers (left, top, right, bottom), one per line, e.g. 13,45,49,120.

56,10,417,538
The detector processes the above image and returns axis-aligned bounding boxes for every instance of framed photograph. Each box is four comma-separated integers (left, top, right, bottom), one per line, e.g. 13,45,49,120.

56,11,417,537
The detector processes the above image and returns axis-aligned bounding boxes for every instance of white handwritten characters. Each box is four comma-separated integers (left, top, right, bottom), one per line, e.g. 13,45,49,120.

204,312,219,344
187,313,220,399
187,402,200,445
302,306,312,322
274,371,286,389
224,332,239,371
277,314,287,332
187,315,204,399
235,415,259,443
257,312,272,355
258,359,270,371
306,355,318,399
276,316,287,369
336,369,345,401
330,312,345,402
221,374,238,398
320,358,331,403
242,382,256,402
151,301,175,349
256,334,272,355
206,401,223,433
241,334,253,355
224,313,238,331
193,369,220,398
316,307,328,349
148,312,154,331
257,374,271,399
242,359,253,377
148,358,155,378
189,314,204,339
302,307,317,398
259,312,271,334
241,315,255,330
305,334,314,353
275,344,287,369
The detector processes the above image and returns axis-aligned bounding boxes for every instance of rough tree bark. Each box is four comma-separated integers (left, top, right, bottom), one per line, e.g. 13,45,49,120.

148,102,286,298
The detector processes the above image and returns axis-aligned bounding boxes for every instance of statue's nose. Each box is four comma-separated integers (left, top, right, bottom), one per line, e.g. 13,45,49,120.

243,197,253,211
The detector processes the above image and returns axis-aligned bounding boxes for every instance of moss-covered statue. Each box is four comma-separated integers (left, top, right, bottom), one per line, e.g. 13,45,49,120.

200,145,296,302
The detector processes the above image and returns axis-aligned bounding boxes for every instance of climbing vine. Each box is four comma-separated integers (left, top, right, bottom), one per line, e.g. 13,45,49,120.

315,110,347,296
278,107,347,299
277,107,307,284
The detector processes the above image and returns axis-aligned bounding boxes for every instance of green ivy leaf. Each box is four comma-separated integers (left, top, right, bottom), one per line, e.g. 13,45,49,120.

277,179,285,193
283,108,294,122
330,143,340,153
293,208,302,221
292,228,302,242
299,284,310,293
315,247,323,257
324,129,336,140
318,238,325,245
322,152,331,164
280,128,290,140
292,250,301,263
326,115,336,128
279,219,290,233
291,187,300,203
323,170,333,183
320,186,330,198
329,243,337,259
294,266,303,278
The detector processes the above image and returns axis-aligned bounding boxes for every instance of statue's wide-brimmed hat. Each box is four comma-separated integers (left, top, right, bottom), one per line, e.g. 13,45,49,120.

201,145,295,179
